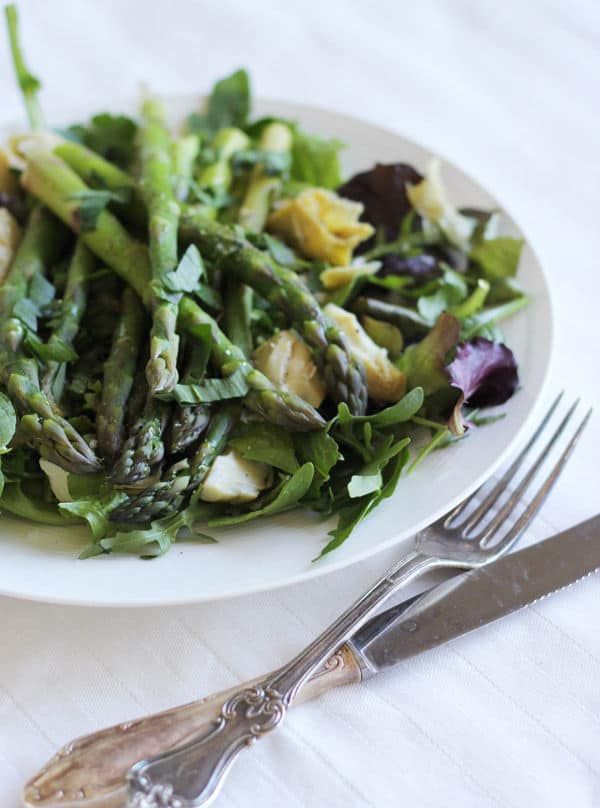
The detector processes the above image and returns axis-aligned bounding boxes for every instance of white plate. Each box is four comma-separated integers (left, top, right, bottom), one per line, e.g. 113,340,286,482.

0,97,553,606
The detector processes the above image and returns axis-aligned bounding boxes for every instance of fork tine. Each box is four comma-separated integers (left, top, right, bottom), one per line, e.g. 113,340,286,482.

444,391,564,528
475,401,590,547
462,392,570,535
486,407,592,555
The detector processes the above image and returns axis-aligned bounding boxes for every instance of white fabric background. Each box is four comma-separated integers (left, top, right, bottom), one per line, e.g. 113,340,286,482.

1,1,600,805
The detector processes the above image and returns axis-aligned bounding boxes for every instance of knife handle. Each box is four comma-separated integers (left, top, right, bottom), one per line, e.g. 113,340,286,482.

22,644,362,808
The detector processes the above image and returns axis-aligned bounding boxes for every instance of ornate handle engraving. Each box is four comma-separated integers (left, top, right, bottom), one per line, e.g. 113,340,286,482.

127,685,287,807
126,551,434,807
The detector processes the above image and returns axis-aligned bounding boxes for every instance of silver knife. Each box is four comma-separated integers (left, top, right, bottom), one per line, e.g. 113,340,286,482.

23,514,600,808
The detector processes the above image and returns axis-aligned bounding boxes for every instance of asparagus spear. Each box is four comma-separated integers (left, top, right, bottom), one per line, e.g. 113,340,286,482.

167,340,210,454
109,396,170,487
96,286,146,462
53,141,146,231
167,404,210,454
139,96,181,395
41,238,95,402
178,296,325,430
0,207,100,472
110,404,237,523
20,150,152,302
171,134,200,203
238,122,291,233
180,212,368,415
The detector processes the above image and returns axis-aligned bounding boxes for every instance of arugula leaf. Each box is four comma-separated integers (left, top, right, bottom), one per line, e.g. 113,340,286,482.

317,445,410,558
0,480,72,525
68,188,131,233
163,244,204,293
173,368,249,405
230,422,298,474
60,488,127,540
470,237,523,281
208,463,314,527
290,129,344,189
336,387,424,427
62,113,138,168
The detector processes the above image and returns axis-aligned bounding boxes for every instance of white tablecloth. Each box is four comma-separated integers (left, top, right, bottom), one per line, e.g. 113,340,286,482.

1,1,599,805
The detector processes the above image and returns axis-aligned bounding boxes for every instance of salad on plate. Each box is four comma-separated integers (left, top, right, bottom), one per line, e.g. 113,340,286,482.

0,6,527,559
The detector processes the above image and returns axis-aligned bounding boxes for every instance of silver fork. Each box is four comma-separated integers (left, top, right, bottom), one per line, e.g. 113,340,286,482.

127,393,591,808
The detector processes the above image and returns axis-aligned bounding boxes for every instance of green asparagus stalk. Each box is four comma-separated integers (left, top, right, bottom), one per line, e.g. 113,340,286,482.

41,239,95,401
167,340,210,453
180,211,368,415
21,150,152,302
139,96,181,395
238,122,291,232
197,127,249,193
4,4,43,129
0,205,69,348
167,404,210,454
224,281,253,358
109,396,170,487
96,286,146,461
178,296,325,430
10,361,100,472
110,404,237,523
171,134,200,202
53,141,146,231
0,207,99,472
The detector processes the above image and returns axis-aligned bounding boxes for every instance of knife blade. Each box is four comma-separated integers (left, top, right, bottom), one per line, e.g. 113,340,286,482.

349,513,600,675
23,515,600,807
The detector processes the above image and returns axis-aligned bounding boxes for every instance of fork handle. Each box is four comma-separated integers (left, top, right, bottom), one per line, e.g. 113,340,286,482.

127,550,438,806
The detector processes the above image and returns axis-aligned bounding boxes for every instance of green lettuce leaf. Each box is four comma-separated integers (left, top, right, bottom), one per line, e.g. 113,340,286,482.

62,113,138,168
188,69,251,136
469,237,523,280
290,130,344,189
397,313,460,395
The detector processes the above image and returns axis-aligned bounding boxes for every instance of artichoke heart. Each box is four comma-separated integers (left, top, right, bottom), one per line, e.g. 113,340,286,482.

267,188,373,266
324,303,406,404
406,158,475,250
200,449,272,504
0,208,21,282
253,330,326,408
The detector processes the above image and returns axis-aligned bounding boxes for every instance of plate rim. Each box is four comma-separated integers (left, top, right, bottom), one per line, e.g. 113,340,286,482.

0,97,555,607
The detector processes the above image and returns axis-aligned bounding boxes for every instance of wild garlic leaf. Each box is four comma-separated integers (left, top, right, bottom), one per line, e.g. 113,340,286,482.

68,188,131,232
163,244,205,294
0,393,16,449
173,368,249,405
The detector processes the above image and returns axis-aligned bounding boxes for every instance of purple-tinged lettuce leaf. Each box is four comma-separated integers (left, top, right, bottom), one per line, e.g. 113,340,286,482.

338,163,423,242
446,338,518,434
